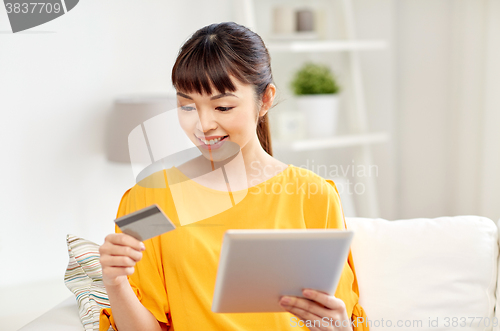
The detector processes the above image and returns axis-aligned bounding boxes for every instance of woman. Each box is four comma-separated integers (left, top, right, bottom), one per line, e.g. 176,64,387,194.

99,22,369,331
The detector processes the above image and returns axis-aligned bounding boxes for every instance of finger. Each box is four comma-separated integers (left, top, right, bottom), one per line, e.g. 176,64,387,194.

281,304,322,326
100,244,143,262
100,255,137,268
102,266,135,279
303,289,346,311
280,295,330,318
105,233,145,252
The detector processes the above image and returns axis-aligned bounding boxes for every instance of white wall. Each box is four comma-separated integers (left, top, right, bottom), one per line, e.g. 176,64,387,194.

353,0,397,220
0,0,232,328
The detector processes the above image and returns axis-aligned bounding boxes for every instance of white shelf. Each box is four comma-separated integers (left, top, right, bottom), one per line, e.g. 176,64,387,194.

243,0,388,217
274,132,390,151
268,32,319,41
266,40,388,53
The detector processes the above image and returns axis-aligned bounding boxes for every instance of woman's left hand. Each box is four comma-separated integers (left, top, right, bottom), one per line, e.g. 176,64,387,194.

279,289,353,331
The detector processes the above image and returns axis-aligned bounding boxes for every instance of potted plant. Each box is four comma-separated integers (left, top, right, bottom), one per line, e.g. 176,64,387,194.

290,62,341,138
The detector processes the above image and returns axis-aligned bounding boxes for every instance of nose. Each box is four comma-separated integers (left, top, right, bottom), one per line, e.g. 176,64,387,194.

195,108,217,134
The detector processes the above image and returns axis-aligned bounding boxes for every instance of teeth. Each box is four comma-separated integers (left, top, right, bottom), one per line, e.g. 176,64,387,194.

201,136,225,145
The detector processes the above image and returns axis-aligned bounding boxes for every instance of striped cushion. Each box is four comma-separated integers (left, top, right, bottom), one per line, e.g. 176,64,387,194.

64,234,113,331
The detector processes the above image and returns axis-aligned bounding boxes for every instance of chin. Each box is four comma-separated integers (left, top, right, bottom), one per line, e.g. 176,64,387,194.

197,140,241,164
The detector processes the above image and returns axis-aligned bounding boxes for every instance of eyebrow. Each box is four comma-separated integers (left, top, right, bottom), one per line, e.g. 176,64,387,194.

176,92,238,100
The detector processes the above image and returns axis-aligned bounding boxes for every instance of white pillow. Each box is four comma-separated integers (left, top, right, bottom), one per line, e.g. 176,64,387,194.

346,216,498,331
64,234,113,331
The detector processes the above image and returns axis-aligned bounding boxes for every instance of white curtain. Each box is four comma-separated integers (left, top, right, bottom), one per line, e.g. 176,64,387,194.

449,0,500,221
478,0,500,220
396,0,500,221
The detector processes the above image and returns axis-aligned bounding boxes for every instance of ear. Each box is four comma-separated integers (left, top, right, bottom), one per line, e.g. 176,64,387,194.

258,83,276,117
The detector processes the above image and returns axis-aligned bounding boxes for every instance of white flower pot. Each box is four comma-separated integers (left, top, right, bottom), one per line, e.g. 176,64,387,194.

295,94,340,138
276,110,305,141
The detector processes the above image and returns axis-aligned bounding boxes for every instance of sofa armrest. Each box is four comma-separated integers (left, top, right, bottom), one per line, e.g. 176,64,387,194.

18,295,83,331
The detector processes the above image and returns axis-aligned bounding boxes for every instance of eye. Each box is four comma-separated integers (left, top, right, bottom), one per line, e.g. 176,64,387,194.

217,107,234,112
181,106,195,112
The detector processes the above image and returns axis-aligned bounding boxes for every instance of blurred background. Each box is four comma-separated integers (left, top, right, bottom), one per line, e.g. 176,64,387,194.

1,0,499,329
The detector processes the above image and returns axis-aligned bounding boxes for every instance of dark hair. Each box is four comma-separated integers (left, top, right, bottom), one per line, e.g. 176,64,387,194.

171,21,275,156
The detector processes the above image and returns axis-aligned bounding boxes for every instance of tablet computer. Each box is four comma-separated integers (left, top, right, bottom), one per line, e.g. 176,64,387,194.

211,229,354,313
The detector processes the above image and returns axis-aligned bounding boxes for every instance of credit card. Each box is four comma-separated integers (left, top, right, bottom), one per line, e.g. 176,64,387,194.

114,204,176,241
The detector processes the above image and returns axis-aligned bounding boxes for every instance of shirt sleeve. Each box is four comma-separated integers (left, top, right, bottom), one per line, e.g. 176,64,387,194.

324,179,370,331
99,187,172,331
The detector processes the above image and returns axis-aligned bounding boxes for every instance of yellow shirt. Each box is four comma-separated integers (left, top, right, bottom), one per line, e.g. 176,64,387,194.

100,165,369,331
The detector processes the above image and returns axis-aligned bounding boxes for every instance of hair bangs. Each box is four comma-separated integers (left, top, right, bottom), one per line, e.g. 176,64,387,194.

172,38,248,96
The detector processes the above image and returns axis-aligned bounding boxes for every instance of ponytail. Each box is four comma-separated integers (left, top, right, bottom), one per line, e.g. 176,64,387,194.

257,113,272,156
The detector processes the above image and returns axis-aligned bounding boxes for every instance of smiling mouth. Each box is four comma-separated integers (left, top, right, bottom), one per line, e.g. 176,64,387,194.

197,135,229,146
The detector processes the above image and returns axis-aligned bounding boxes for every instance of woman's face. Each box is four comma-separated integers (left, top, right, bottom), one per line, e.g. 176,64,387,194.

176,76,262,162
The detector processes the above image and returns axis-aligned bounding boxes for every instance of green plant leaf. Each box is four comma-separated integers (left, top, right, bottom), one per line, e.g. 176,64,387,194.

290,62,341,95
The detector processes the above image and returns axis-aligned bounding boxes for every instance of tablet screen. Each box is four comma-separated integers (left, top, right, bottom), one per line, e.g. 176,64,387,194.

211,229,354,313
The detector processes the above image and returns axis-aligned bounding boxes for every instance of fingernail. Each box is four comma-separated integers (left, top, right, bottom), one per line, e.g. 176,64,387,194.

303,289,312,297
140,242,145,250
281,296,290,304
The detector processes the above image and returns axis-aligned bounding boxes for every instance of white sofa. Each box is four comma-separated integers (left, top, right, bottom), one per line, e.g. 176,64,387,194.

18,216,500,331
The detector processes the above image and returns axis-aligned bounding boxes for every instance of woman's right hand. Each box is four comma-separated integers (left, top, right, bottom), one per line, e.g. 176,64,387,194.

99,233,146,287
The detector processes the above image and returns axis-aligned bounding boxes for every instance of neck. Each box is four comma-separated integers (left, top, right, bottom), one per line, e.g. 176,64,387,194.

240,135,272,174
